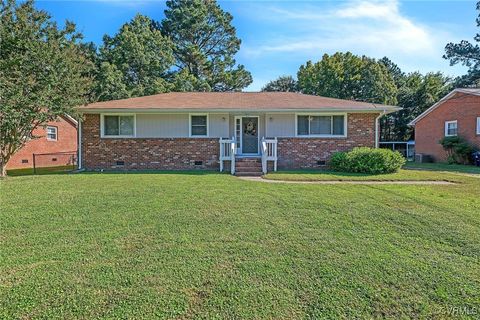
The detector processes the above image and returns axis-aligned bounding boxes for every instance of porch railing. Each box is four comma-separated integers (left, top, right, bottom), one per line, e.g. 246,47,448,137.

261,137,278,174
219,137,236,174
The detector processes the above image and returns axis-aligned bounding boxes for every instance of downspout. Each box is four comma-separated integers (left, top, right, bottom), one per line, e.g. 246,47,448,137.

375,110,387,148
78,118,82,170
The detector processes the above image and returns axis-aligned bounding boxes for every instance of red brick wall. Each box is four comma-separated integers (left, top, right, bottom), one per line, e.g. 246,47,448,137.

7,117,77,169
277,113,377,168
81,114,219,170
81,113,378,170
415,93,480,162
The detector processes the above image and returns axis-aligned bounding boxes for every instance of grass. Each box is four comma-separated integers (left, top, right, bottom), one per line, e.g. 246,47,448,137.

6,165,76,177
403,162,480,175
265,163,480,182
1,171,479,318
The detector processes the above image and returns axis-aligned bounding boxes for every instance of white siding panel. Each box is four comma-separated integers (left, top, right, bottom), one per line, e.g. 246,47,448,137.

265,113,295,137
209,113,230,138
136,114,189,138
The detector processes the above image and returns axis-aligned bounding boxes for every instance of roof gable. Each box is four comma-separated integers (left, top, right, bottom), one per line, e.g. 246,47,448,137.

409,88,480,126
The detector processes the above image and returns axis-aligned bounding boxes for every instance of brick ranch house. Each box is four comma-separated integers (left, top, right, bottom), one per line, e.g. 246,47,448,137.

410,88,480,162
78,92,399,175
6,115,77,170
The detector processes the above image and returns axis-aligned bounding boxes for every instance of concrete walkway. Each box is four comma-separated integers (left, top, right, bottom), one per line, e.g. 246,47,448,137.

238,176,456,185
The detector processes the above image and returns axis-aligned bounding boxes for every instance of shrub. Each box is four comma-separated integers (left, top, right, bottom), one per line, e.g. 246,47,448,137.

330,147,406,174
439,136,475,164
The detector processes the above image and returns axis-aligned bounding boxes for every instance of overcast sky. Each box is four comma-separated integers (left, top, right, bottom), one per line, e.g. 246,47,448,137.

36,0,478,91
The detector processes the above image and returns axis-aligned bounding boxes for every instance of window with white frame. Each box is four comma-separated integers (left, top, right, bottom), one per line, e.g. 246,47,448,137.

297,114,346,136
46,126,57,141
190,114,208,136
103,115,135,137
444,120,458,136
477,117,480,135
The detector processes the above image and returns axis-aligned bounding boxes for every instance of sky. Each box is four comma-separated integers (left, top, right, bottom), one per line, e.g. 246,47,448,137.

35,0,478,91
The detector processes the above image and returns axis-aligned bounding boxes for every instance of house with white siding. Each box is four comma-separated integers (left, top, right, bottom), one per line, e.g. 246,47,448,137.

78,92,399,175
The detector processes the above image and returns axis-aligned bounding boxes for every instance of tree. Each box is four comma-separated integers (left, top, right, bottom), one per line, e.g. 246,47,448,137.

97,14,175,100
444,1,480,87
160,0,252,91
261,76,297,92
380,72,451,141
0,0,93,176
297,52,398,105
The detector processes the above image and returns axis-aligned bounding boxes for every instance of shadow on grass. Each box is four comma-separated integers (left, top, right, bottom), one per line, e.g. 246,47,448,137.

80,169,224,176
268,169,386,178
403,162,480,175
6,166,227,177
6,165,76,177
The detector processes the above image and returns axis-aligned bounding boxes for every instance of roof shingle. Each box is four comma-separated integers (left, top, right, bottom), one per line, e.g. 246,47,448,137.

80,92,398,111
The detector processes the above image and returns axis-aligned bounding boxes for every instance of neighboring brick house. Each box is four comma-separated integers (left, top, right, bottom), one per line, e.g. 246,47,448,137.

6,115,78,170
78,92,399,175
410,88,480,162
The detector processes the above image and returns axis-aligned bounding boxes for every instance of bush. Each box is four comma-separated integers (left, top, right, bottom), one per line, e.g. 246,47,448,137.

330,147,406,174
439,136,475,164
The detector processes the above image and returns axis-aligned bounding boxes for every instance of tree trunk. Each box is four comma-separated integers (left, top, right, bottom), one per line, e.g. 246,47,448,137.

0,162,6,177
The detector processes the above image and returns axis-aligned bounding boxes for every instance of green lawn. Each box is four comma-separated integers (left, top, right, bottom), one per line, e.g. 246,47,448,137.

403,162,480,175
1,171,479,318
265,163,480,182
6,165,76,176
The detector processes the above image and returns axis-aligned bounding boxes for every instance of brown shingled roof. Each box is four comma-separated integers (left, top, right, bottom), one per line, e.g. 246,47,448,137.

80,92,398,111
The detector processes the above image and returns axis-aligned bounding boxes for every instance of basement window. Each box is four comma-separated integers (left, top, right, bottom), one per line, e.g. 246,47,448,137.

116,160,125,166
317,160,326,166
194,160,203,166
22,159,28,164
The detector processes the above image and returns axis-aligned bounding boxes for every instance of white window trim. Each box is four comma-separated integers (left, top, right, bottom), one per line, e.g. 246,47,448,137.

189,113,209,137
444,120,458,137
46,126,58,141
295,113,348,138
100,114,136,138
477,117,480,135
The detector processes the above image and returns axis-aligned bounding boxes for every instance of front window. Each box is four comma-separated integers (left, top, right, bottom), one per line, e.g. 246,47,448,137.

297,115,345,136
445,120,457,136
190,115,208,136
46,126,57,141
103,115,134,137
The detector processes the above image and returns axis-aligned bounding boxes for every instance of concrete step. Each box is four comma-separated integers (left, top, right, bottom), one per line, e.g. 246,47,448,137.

235,171,263,177
235,162,262,168
236,158,261,163
236,167,262,173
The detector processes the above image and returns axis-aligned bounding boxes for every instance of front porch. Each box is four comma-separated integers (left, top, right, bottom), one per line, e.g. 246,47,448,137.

219,136,277,175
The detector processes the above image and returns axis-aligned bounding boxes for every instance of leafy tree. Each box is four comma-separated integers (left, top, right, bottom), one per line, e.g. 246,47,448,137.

380,72,451,141
0,0,93,176
297,52,398,105
379,57,405,88
170,69,211,92
261,76,298,92
444,1,480,87
97,14,175,100
160,0,252,91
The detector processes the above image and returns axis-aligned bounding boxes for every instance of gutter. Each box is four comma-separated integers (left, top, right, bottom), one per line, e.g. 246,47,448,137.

77,107,401,114
78,118,82,170
375,110,387,148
